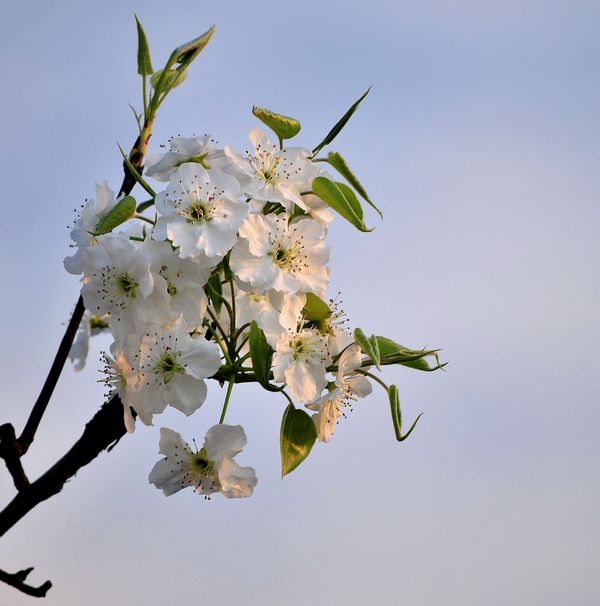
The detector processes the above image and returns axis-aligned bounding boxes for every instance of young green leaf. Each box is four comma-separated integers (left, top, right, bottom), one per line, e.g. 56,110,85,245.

205,273,223,315
375,336,445,371
325,151,383,218
150,68,187,91
135,16,154,76
252,106,301,141
388,384,423,442
302,293,332,322
280,403,317,477
312,176,373,232
171,25,215,68
94,196,136,235
312,87,371,155
249,321,274,389
353,328,381,370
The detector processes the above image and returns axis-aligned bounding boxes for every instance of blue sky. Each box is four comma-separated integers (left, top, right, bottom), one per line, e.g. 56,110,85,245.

1,1,599,604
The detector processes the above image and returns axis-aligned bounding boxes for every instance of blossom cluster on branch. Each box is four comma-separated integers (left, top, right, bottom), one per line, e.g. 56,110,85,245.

62,21,445,500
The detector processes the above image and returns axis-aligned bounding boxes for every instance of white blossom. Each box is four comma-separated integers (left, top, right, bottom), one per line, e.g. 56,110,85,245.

145,134,228,181
306,344,372,442
148,425,257,498
230,213,330,296
153,163,247,260
224,129,319,212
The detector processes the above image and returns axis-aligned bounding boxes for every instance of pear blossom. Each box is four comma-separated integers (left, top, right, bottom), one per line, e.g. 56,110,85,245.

64,182,119,275
224,129,319,212
153,163,247,260
80,234,156,328
306,344,372,442
100,339,139,433
272,326,331,403
230,213,330,296
145,134,227,181
143,239,211,330
130,317,221,425
68,311,109,371
148,425,257,498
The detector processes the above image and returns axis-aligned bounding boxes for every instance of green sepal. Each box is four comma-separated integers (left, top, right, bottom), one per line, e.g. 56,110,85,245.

312,176,373,232
135,16,154,76
325,151,382,218
205,273,223,315
150,68,187,91
312,87,371,156
280,403,317,477
252,106,301,141
388,384,423,442
374,336,446,371
93,196,136,235
302,293,332,322
353,328,381,370
248,321,274,390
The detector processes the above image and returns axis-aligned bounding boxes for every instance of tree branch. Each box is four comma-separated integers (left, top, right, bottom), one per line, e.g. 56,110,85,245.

0,424,29,490
0,566,52,598
0,396,128,538
15,296,85,456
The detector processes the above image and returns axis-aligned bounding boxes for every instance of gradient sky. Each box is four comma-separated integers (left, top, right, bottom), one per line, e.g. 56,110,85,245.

1,1,599,604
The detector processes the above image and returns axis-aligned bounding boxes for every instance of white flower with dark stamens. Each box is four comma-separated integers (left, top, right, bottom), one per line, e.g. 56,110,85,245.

300,193,335,228
100,340,139,433
143,239,211,330
153,163,247,260
80,234,155,326
132,317,221,424
230,213,330,296
306,344,372,442
224,129,319,212
64,182,120,275
272,326,331,403
148,425,257,498
145,134,228,182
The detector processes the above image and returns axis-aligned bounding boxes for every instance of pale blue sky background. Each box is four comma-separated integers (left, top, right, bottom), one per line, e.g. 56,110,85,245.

1,1,599,604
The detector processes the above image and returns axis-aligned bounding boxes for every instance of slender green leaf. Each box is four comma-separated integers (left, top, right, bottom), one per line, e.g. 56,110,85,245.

135,16,154,76
388,384,423,442
312,87,371,155
280,403,317,476
206,273,223,315
94,196,136,235
117,143,156,197
252,106,301,141
374,336,445,371
312,176,373,232
302,293,332,322
326,151,383,218
171,25,215,68
354,328,380,370
249,321,274,389
150,68,187,91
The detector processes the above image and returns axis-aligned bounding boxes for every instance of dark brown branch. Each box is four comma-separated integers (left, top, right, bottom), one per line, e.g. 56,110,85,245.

0,566,52,598
15,296,85,456
0,425,29,490
0,396,128,538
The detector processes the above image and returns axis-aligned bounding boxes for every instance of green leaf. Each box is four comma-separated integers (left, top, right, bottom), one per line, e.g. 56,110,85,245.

248,321,274,389
150,68,187,91
252,106,301,141
326,152,383,218
312,177,372,232
388,385,423,442
135,16,153,76
312,87,371,155
354,328,381,370
94,196,136,235
302,293,332,322
205,273,223,315
280,403,317,477
171,25,215,68
374,336,445,371
117,143,156,197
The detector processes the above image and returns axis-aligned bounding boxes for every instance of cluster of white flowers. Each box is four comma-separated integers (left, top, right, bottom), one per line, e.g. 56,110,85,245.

65,126,383,500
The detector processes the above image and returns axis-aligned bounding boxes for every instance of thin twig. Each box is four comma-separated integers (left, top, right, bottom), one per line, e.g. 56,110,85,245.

0,566,52,598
